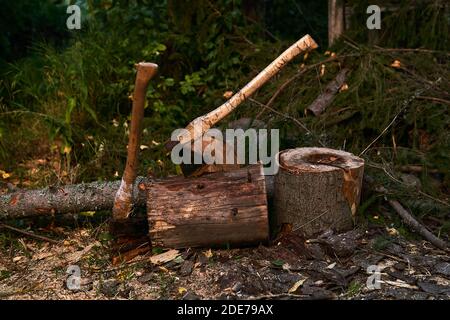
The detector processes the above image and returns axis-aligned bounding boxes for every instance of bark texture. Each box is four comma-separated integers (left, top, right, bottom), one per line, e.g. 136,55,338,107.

0,177,148,220
328,0,345,46
307,68,349,116
147,164,269,248
274,147,364,237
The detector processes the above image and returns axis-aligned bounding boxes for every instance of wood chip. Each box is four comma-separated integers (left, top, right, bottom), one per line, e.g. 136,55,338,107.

150,249,180,265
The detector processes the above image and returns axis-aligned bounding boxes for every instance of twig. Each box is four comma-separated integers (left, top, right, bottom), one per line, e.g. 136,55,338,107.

255,55,353,120
249,293,311,300
359,77,442,156
416,96,450,106
397,165,439,174
372,46,450,56
387,199,448,251
0,222,59,244
249,98,326,147
307,68,350,116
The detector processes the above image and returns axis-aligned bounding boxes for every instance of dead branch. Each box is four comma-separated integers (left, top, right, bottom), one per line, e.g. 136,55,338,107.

0,177,149,221
307,68,349,116
0,222,59,244
388,199,448,250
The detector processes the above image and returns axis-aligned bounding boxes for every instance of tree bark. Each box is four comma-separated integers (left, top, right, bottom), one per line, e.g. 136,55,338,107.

0,175,276,221
328,0,345,46
307,68,349,116
147,164,269,248
0,177,149,220
274,147,364,237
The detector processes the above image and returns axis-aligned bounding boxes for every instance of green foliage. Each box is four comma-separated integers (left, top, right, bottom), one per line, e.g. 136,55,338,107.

0,0,68,64
346,0,449,50
0,0,448,223
0,0,280,180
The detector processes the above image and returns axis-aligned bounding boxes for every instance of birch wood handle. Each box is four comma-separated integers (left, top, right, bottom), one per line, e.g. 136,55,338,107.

174,34,318,146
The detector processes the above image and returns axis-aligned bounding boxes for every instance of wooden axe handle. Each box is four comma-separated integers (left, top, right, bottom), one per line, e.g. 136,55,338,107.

168,34,318,150
113,62,158,220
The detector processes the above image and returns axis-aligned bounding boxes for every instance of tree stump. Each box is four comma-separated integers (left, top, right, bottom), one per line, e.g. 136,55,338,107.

274,147,364,237
147,164,269,248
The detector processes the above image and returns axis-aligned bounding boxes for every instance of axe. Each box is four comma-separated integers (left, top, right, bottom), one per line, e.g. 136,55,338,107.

165,34,318,176
113,62,158,220
113,35,318,219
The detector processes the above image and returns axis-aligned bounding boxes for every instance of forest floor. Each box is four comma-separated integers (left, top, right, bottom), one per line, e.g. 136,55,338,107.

1,220,449,300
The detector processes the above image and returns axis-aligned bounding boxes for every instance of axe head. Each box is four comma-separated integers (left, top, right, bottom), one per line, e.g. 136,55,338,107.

164,136,239,177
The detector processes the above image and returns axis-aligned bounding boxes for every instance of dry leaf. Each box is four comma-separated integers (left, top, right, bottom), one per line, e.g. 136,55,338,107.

66,242,98,264
204,249,213,258
33,252,54,261
282,263,292,271
386,227,399,236
13,256,24,263
324,51,331,56
326,262,336,269
339,83,349,92
320,64,326,77
150,249,180,265
391,60,401,68
158,266,169,273
0,170,11,179
223,91,233,99
288,278,306,293
303,52,309,61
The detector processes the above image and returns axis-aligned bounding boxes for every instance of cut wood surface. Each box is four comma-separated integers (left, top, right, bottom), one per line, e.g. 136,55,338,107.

274,147,364,237
307,68,349,116
147,164,269,248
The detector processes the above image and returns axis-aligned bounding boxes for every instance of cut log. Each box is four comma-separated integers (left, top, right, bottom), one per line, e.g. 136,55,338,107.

307,68,349,116
0,175,275,221
0,177,149,220
274,147,364,237
147,164,269,248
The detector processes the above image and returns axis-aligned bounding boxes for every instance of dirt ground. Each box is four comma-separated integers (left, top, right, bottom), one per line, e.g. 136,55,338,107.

1,218,449,300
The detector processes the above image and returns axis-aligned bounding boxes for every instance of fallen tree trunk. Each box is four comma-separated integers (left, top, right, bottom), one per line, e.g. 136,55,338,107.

148,164,269,248
0,177,149,220
307,68,349,116
0,174,276,221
